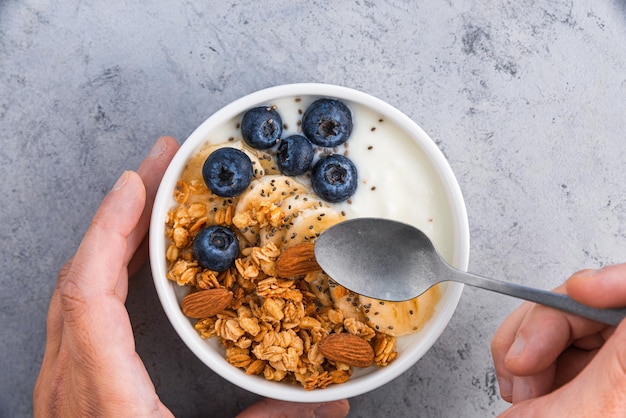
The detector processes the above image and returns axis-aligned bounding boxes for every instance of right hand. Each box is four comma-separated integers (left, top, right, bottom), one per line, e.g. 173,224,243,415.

491,264,626,417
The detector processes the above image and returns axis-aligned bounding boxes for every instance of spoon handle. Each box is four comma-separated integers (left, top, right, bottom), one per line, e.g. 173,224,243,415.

449,269,626,326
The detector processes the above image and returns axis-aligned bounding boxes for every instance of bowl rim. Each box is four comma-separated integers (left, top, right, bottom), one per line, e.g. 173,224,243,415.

149,82,470,402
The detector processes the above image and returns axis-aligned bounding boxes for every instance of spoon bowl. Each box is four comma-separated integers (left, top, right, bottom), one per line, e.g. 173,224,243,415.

315,218,626,326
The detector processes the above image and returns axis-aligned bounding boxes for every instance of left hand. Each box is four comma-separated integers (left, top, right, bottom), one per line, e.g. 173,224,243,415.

33,136,180,416
33,136,350,417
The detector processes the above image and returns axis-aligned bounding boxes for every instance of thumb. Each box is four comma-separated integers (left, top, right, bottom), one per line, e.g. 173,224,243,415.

59,171,146,329
64,171,146,299
499,321,626,417
566,264,626,308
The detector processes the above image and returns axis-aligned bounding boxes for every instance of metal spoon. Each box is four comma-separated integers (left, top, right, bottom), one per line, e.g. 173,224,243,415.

314,218,626,326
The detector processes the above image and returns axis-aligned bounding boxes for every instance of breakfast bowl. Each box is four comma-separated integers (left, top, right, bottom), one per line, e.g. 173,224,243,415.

149,83,470,402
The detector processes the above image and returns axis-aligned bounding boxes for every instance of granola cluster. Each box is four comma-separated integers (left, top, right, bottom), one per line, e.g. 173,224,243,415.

164,142,400,390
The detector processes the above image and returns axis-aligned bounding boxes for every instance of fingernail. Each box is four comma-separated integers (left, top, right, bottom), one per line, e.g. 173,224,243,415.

506,334,526,360
147,137,167,159
573,268,599,280
112,171,130,191
497,376,512,399
314,402,348,418
512,376,533,403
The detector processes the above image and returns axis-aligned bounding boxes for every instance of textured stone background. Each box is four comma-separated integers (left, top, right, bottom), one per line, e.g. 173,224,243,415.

1,1,625,416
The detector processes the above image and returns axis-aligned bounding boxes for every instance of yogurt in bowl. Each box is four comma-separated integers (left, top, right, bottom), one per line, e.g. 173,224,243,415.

149,83,469,402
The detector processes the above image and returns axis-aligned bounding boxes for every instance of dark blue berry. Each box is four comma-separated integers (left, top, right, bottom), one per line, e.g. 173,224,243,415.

311,154,358,203
302,98,352,148
193,226,239,272
276,135,314,176
241,106,283,149
202,147,253,197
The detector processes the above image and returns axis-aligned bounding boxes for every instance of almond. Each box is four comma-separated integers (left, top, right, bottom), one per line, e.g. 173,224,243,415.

318,333,375,368
275,242,321,277
181,288,233,318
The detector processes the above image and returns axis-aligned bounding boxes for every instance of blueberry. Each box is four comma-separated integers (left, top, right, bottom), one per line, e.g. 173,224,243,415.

302,98,353,148
241,106,283,149
311,154,358,203
276,135,314,176
202,147,253,197
193,226,239,272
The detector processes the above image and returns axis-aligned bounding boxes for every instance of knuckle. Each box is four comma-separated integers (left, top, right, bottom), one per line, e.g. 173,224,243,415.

56,258,74,287
490,330,511,357
59,279,87,323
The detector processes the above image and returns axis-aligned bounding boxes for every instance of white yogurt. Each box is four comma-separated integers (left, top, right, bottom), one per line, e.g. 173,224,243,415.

197,96,456,264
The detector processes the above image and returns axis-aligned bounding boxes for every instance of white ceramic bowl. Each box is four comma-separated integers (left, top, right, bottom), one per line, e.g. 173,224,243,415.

149,83,469,402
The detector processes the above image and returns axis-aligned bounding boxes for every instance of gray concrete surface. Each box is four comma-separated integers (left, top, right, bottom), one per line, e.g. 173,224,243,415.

2,1,625,417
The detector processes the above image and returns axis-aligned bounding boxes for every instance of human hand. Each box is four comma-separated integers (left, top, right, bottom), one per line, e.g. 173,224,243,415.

236,399,349,418
33,136,349,417
491,264,626,417
33,136,180,416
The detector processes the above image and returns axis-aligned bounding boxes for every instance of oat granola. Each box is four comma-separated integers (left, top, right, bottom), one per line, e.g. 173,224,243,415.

164,139,438,390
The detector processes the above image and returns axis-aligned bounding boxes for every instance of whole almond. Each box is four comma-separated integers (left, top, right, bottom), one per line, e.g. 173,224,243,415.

318,333,375,368
181,288,233,318
275,242,320,277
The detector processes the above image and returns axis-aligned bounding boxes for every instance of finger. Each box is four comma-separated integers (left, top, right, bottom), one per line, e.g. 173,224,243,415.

504,302,571,374
119,136,179,294
126,136,180,267
128,235,149,278
566,265,626,308
500,286,609,405
61,171,146,313
235,398,350,418
491,302,532,401
492,281,607,403
511,364,555,403
552,346,599,389
499,321,626,417
116,136,178,297
504,284,606,377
